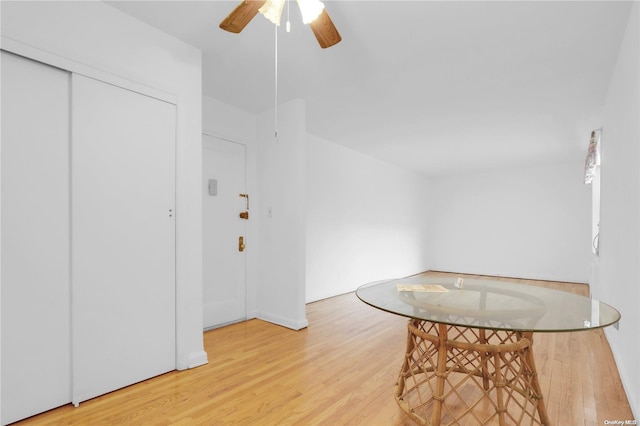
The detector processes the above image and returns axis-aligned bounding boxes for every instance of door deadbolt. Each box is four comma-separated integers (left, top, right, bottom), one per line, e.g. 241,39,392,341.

238,236,246,252
239,211,249,220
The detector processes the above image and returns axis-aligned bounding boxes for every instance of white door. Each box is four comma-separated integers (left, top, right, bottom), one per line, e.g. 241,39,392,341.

1,52,72,425
71,74,176,404
202,135,247,329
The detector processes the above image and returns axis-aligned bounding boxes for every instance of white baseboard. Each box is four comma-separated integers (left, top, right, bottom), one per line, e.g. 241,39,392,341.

187,351,208,369
428,268,588,285
256,311,308,330
605,328,638,420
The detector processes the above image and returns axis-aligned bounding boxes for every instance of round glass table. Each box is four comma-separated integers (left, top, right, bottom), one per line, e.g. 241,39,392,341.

356,275,620,426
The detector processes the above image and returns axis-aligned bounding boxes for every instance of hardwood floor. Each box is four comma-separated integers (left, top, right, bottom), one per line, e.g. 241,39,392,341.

13,272,633,425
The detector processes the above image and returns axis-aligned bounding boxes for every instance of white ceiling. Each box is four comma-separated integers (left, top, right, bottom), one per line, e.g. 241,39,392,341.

107,0,632,177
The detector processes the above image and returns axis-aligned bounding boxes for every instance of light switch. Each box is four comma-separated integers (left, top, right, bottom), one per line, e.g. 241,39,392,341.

208,179,218,196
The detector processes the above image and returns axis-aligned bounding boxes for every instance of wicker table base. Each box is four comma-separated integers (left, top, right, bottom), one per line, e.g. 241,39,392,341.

395,320,549,426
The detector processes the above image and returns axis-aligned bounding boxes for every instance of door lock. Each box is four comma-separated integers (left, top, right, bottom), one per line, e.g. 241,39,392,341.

239,236,246,252
239,211,249,220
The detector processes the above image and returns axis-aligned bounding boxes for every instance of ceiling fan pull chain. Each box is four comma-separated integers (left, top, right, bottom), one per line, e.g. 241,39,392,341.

286,0,291,32
274,22,279,142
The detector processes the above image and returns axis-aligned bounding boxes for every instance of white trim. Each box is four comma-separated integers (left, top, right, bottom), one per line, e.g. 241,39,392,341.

605,328,638,419
1,36,177,105
256,311,309,331
187,351,208,370
428,268,589,286
202,131,248,147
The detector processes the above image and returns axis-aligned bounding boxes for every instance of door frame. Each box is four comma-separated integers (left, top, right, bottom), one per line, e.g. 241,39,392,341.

1,39,177,106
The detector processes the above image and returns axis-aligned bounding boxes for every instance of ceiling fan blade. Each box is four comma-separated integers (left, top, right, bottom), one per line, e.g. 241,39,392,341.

309,8,342,49
219,0,267,34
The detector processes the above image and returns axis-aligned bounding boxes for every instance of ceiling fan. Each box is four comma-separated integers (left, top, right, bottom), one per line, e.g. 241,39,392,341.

219,0,342,49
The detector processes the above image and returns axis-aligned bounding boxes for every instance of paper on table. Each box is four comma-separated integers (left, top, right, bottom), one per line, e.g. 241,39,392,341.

396,284,449,293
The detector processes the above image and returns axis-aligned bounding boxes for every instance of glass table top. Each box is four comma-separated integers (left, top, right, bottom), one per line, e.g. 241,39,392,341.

356,276,621,332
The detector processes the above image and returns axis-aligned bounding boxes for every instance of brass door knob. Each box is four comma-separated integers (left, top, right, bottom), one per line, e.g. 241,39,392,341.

239,211,249,220
239,236,246,252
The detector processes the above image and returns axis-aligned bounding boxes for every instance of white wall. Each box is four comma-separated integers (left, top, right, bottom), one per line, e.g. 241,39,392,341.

430,162,592,283
255,99,308,329
203,96,257,143
305,135,432,302
1,1,205,370
600,1,640,417
202,96,258,319
0,6,3,420
203,97,434,316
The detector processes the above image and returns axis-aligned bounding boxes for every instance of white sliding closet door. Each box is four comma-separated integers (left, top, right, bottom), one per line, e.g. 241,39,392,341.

1,52,71,424
71,75,176,404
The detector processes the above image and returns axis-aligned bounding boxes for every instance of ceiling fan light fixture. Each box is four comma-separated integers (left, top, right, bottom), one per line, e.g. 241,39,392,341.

220,0,341,48
296,0,325,24
259,0,286,26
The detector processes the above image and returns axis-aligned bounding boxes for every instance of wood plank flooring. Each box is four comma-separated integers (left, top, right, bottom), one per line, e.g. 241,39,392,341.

12,272,633,425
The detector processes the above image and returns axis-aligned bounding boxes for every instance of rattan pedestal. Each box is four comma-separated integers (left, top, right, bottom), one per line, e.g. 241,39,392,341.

395,319,549,426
